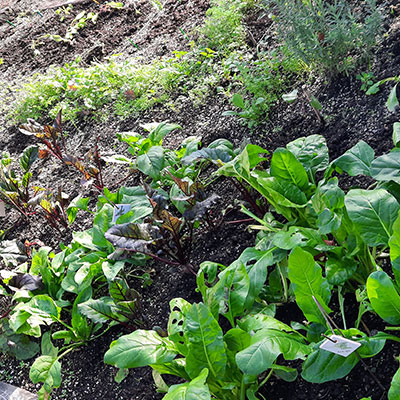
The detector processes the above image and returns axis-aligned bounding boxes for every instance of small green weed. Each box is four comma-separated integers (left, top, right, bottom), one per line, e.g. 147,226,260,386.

356,71,376,92
223,48,305,127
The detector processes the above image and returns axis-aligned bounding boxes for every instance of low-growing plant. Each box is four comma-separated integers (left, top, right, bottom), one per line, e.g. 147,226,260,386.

217,130,400,295
198,0,248,53
222,48,305,127
366,74,400,112
356,71,376,92
19,110,105,190
0,147,39,217
109,121,236,188
104,252,397,398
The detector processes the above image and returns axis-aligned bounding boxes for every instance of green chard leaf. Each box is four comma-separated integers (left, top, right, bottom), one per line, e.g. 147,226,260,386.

332,141,374,177
345,189,400,247
104,330,178,369
163,368,211,400
367,271,400,325
270,148,309,190
184,303,227,380
288,247,331,325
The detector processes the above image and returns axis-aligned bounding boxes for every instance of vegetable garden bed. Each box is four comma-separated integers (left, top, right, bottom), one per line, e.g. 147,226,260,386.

1,0,400,399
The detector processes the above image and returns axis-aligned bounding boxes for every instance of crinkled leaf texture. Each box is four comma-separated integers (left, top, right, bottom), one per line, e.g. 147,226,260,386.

345,189,400,247
104,330,177,369
184,303,227,380
163,368,211,400
288,247,331,325
105,222,161,252
236,328,310,375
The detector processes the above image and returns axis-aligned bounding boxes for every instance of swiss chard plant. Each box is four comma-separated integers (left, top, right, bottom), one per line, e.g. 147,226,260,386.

0,147,39,217
217,131,400,293
104,252,396,399
19,110,105,190
108,121,236,187
103,181,220,271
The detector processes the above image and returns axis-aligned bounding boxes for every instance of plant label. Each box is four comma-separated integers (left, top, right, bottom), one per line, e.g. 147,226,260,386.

0,201,5,217
112,204,131,223
320,335,361,357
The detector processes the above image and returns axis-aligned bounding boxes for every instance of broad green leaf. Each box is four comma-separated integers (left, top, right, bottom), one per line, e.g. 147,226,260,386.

367,271,400,324
387,84,399,112
390,212,400,284
30,355,61,390
92,203,114,249
282,89,298,103
236,329,309,375
288,247,331,325
20,145,38,172
302,347,358,383
104,330,177,368
345,189,400,246
270,148,309,190
163,368,211,400
137,146,165,180
232,93,244,108
224,328,251,353
272,365,298,382
168,298,191,355
102,260,125,281
147,121,182,144
184,303,227,379
41,332,58,358
302,330,385,383
238,314,298,335
389,364,400,400
287,135,329,179
71,286,93,340
217,144,268,177
333,141,374,176
218,263,250,325
325,255,357,286
258,177,308,207
393,122,400,148
371,151,400,184
78,296,126,324
66,195,90,224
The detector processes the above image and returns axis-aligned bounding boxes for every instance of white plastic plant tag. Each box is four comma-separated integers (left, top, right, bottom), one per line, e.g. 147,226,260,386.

320,335,361,357
0,201,5,217
112,204,131,223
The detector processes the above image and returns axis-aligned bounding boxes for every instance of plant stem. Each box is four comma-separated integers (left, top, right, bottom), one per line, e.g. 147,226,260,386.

240,375,246,400
258,369,274,390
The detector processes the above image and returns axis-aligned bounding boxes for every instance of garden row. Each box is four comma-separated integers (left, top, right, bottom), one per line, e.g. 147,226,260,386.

1,108,400,398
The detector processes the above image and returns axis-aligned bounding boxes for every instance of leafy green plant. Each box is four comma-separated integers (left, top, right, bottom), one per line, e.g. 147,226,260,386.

222,49,304,127
217,132,400,296
265,0,383,75
19,110,105,190
366,75,400,112
198,0,249,53
0,192,153,397
104,252,395,398
0,147,38,217
105,295,310,399
356,71,376,92
110,121,236,187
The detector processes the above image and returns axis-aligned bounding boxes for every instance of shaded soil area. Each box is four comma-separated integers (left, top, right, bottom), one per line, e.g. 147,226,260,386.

0,0,400,399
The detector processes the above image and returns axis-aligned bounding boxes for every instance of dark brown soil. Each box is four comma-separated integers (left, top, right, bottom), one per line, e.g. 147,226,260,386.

1,0,400,399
